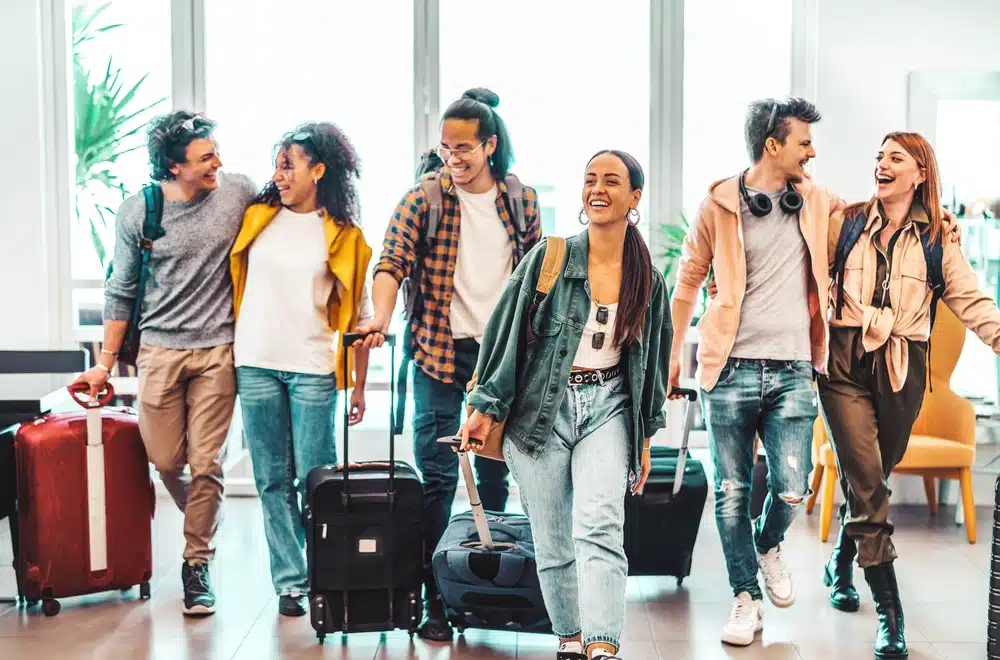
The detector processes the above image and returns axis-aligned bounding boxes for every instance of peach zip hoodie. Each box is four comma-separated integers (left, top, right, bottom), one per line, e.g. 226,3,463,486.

670,173,845,391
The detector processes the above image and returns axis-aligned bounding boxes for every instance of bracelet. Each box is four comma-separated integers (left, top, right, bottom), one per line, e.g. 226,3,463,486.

101,348,117,357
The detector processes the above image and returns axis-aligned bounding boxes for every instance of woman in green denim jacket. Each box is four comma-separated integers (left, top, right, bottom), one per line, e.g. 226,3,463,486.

461,151,673,660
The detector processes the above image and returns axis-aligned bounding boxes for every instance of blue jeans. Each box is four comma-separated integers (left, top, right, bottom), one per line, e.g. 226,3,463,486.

236,366,339,596
701,358,816,599
503,373,631,651
412,337,510,600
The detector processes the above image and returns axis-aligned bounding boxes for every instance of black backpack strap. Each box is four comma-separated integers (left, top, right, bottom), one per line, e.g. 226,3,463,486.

919,228,945,331
832,211,867,320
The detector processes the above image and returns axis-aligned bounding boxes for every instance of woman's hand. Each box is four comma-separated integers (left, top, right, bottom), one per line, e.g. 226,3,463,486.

352,316,389,350
942,210,962,245
459,409,495,452
632,440,652,495
348,388,366,426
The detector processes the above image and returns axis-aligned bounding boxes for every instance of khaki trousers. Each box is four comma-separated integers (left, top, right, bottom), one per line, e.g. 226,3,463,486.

137,344,236,564
817,327,926,567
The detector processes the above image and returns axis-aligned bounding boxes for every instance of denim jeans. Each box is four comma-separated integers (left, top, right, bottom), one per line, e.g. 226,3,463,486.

503,373,631,651
701,358,816,599
412,337,510,599
236,366,338,596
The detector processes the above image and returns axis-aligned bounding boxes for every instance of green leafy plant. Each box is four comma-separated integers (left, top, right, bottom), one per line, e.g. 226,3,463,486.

655,212,709,323
73,1,165,267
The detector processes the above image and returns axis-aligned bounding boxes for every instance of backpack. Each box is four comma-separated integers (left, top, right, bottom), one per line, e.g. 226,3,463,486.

104,184,165,366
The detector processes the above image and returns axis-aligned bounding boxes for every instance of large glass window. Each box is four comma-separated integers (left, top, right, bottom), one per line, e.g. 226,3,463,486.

439,0,651,240
682,0,793,218
70,0,172,283
204,1,415,389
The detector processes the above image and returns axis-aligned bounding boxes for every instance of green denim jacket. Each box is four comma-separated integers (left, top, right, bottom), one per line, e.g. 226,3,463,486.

468,230,674,479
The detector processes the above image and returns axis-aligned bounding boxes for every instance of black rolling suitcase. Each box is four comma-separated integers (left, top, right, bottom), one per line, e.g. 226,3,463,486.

988,473,1000,659
624,387,708,584
432,448,551,635
305,333,424,642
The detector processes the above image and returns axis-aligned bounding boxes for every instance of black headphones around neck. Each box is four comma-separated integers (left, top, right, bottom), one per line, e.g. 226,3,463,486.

739,169,804,217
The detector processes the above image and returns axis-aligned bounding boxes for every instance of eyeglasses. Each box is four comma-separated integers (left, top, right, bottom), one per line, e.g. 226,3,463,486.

435,141,486,161
592,305,609,350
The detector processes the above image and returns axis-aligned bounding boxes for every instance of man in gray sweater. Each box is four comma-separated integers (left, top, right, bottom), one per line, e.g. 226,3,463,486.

74,110,256,616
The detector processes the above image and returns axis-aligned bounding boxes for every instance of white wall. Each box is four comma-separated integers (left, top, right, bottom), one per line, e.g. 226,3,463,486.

812,0,1000,201
0,0,70,351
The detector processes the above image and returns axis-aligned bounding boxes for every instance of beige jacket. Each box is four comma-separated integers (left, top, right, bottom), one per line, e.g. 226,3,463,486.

671,173,845,391
829,201,1000,391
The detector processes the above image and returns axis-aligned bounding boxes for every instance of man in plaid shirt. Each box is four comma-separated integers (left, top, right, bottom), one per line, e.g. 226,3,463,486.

358,88,542,641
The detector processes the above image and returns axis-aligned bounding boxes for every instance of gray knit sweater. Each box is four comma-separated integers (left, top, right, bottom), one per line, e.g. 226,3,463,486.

103,172,257,349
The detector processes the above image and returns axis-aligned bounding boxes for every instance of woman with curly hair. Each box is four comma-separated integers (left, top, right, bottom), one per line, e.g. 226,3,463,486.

230,122,374,617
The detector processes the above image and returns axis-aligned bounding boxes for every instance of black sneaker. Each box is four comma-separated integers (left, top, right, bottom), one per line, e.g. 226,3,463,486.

181,561,216,615
416,597,453,642
278,594,307,617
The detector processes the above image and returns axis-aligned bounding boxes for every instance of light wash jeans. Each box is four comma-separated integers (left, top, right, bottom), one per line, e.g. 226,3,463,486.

701,358,816,598
236,366,339,596
503,373,631,650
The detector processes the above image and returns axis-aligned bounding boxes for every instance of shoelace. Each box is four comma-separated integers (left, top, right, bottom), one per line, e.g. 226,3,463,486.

184,566,210,593
759,551,789,583
730,598,755,625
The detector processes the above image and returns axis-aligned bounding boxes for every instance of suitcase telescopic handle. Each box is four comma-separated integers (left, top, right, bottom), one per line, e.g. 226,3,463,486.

340,333,396,499
669,387,698,497
67,381,115,408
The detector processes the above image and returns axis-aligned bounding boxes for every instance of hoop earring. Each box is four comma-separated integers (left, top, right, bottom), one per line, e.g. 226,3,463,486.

628,208,641,226
579,208,589,225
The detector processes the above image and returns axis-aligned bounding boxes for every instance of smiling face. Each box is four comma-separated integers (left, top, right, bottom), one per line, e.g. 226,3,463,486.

582,152,642,226
439,118,495,190
768,118,816,182
272,144,324,212
874,138,926,202
169,138,222,191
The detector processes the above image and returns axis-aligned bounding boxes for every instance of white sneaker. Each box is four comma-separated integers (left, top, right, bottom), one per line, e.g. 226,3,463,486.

757,545,795,607
721,592,763,646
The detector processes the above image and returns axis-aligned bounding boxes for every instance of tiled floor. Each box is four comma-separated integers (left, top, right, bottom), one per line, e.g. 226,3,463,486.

0,494,992,659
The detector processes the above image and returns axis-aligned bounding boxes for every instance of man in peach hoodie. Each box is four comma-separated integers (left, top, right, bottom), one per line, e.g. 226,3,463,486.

667,98,844,647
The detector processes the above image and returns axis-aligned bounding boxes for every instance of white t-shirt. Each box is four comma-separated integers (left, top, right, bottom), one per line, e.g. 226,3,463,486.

233,207,372,375
573,302,621,369
449,184,514,341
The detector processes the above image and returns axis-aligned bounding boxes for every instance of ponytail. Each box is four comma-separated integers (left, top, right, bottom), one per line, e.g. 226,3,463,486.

615,222,654,347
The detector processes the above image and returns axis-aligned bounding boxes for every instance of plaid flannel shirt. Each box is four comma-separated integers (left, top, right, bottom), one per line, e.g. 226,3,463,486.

375,170,542,384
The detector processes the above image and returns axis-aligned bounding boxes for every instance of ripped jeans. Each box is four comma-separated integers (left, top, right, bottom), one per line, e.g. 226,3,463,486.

701,358,817,599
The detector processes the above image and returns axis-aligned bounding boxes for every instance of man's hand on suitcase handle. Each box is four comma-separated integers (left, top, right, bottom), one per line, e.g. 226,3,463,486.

71,367,112,403
349,318,394,349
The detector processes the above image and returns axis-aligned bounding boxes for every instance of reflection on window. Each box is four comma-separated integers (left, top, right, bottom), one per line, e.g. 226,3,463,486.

937,100,1000,404
439,0,650,241
70,0,171,282
683,0,793,218
204,0,414,389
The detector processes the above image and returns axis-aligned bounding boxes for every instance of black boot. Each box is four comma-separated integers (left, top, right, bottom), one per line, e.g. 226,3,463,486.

416,596,453,642
823,528,860,612
864,563,908,659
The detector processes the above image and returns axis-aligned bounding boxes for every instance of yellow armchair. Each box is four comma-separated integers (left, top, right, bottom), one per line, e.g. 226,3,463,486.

805,301,978,544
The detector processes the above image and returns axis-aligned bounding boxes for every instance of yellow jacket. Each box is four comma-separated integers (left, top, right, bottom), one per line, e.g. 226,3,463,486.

230,203,373,390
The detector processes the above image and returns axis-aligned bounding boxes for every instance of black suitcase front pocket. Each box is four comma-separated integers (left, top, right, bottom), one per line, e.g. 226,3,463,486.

312,514,395,592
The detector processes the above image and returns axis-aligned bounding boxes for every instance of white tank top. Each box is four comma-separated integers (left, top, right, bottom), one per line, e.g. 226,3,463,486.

572,301,621,369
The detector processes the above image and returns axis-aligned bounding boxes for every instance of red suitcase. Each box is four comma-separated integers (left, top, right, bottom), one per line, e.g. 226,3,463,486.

14,382,154,615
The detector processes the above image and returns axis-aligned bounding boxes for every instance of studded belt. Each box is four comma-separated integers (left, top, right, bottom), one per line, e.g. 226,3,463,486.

568,364,622,386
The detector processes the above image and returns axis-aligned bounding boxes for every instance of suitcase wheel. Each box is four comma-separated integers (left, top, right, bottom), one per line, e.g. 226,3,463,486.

41,599,60,617
676,578,684,587
316,633,326,644
140,582,151,600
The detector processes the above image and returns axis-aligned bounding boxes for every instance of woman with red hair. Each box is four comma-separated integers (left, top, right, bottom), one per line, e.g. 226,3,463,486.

821,131,1000,659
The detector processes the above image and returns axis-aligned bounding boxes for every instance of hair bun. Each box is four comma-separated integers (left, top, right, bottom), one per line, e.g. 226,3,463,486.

462,87,500,108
